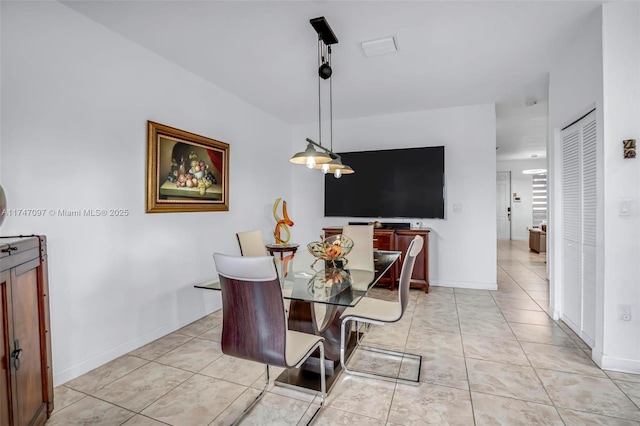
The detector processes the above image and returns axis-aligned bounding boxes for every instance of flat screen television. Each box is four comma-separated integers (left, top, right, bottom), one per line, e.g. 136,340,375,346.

324,146,445,219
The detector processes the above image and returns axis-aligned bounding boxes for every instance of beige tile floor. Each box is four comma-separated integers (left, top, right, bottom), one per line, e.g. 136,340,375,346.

50,241,640,425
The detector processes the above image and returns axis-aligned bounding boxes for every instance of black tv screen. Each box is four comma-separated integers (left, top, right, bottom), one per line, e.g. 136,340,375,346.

324,146,445,218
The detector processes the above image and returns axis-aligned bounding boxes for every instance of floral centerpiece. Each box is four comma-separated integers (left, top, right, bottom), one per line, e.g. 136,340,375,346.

307,234,354,269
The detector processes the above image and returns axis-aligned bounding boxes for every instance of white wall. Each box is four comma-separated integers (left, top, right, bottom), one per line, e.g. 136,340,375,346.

548,5,603,341
549,3,640,374
600,2,640,373
1,1,291,385
291,104,498,290
497,159,547,241
0,2,2,181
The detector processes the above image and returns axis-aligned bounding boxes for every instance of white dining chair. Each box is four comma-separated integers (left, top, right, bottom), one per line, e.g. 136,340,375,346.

236,230,269,257
339,235,424,385
342,224,374,271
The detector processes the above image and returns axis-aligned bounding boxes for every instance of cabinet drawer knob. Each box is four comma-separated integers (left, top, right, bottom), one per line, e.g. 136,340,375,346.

1,246,18,253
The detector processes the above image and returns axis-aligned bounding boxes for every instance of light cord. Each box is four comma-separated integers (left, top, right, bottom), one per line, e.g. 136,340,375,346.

329,45,333,152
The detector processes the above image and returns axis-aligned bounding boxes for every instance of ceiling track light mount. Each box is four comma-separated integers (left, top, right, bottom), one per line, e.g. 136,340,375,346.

310,17,339,45
289,17,354,178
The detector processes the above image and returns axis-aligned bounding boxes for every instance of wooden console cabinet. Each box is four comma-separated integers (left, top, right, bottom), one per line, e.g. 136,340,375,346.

323,227,430,292
1,236,53,426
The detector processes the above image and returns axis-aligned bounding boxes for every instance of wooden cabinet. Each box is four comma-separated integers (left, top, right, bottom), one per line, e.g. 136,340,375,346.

324,227,430,292
0,236,53,426
529,229,546,253
371,229,395,287
394,230,429,292
372,230,394,251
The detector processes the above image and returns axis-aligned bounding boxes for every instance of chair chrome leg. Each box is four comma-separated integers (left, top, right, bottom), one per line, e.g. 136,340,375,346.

354,321,371,345
340,317,348,372
230,364,270,426
302,342,326,425
340,317,422,386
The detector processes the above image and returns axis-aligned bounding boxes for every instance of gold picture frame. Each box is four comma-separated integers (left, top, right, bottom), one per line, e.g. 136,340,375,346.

146,121,229,213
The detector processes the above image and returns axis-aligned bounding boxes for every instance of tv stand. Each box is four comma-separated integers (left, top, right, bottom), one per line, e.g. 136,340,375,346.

323,227,429,292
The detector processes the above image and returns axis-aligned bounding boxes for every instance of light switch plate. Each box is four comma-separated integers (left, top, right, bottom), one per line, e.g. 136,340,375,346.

619,199,632,216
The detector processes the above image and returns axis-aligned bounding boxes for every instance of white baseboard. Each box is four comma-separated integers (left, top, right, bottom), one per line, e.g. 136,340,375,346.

430,280,498,291
53,305,220,387
596,349,640,374
592,347,604,368
53,323,179,386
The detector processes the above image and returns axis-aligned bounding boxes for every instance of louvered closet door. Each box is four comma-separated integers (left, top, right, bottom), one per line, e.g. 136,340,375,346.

562,126,582,333
581,117,597,346
561,110,597,346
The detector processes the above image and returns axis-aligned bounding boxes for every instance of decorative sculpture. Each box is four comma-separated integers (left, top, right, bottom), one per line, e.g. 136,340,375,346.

273,198,294,245
623,139,636,159
272,198,295,277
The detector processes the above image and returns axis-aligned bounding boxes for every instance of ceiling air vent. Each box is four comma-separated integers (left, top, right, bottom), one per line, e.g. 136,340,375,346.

361,36,398,57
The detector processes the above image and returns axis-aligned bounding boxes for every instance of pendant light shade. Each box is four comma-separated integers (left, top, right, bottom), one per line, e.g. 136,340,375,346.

290,143,332,168
340,165,355,175
314,157,346,173
334,164,354,178
332,164,354,177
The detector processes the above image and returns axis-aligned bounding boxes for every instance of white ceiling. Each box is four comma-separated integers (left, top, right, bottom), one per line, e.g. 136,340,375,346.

61,1,603,161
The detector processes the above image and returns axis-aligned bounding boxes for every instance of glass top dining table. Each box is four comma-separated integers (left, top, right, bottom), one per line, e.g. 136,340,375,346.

196,249,402,394
283,250,400,306
195,250,401,306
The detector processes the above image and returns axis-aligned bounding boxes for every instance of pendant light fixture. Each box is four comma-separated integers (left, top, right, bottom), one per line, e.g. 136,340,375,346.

289,142,331,168
289,16,354,178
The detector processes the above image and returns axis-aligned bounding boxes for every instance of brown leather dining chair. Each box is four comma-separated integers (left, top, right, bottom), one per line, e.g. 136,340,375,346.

339,235,424,385
213,253,326,424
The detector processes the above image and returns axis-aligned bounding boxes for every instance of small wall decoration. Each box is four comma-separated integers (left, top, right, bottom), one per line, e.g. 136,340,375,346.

623,139,636,159
146,121,229,213
272,198,294,244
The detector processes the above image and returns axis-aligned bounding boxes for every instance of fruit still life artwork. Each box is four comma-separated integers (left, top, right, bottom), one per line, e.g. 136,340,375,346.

147,121,229,213
167,150,217,196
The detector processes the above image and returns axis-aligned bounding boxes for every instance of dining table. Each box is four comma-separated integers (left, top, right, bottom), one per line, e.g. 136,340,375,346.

195,249,401,394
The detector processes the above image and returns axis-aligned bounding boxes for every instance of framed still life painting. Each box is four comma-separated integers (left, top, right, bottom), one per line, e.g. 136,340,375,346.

146,121,229,213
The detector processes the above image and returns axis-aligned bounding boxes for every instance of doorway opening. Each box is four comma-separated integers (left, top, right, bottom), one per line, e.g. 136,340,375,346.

497,171,512,240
